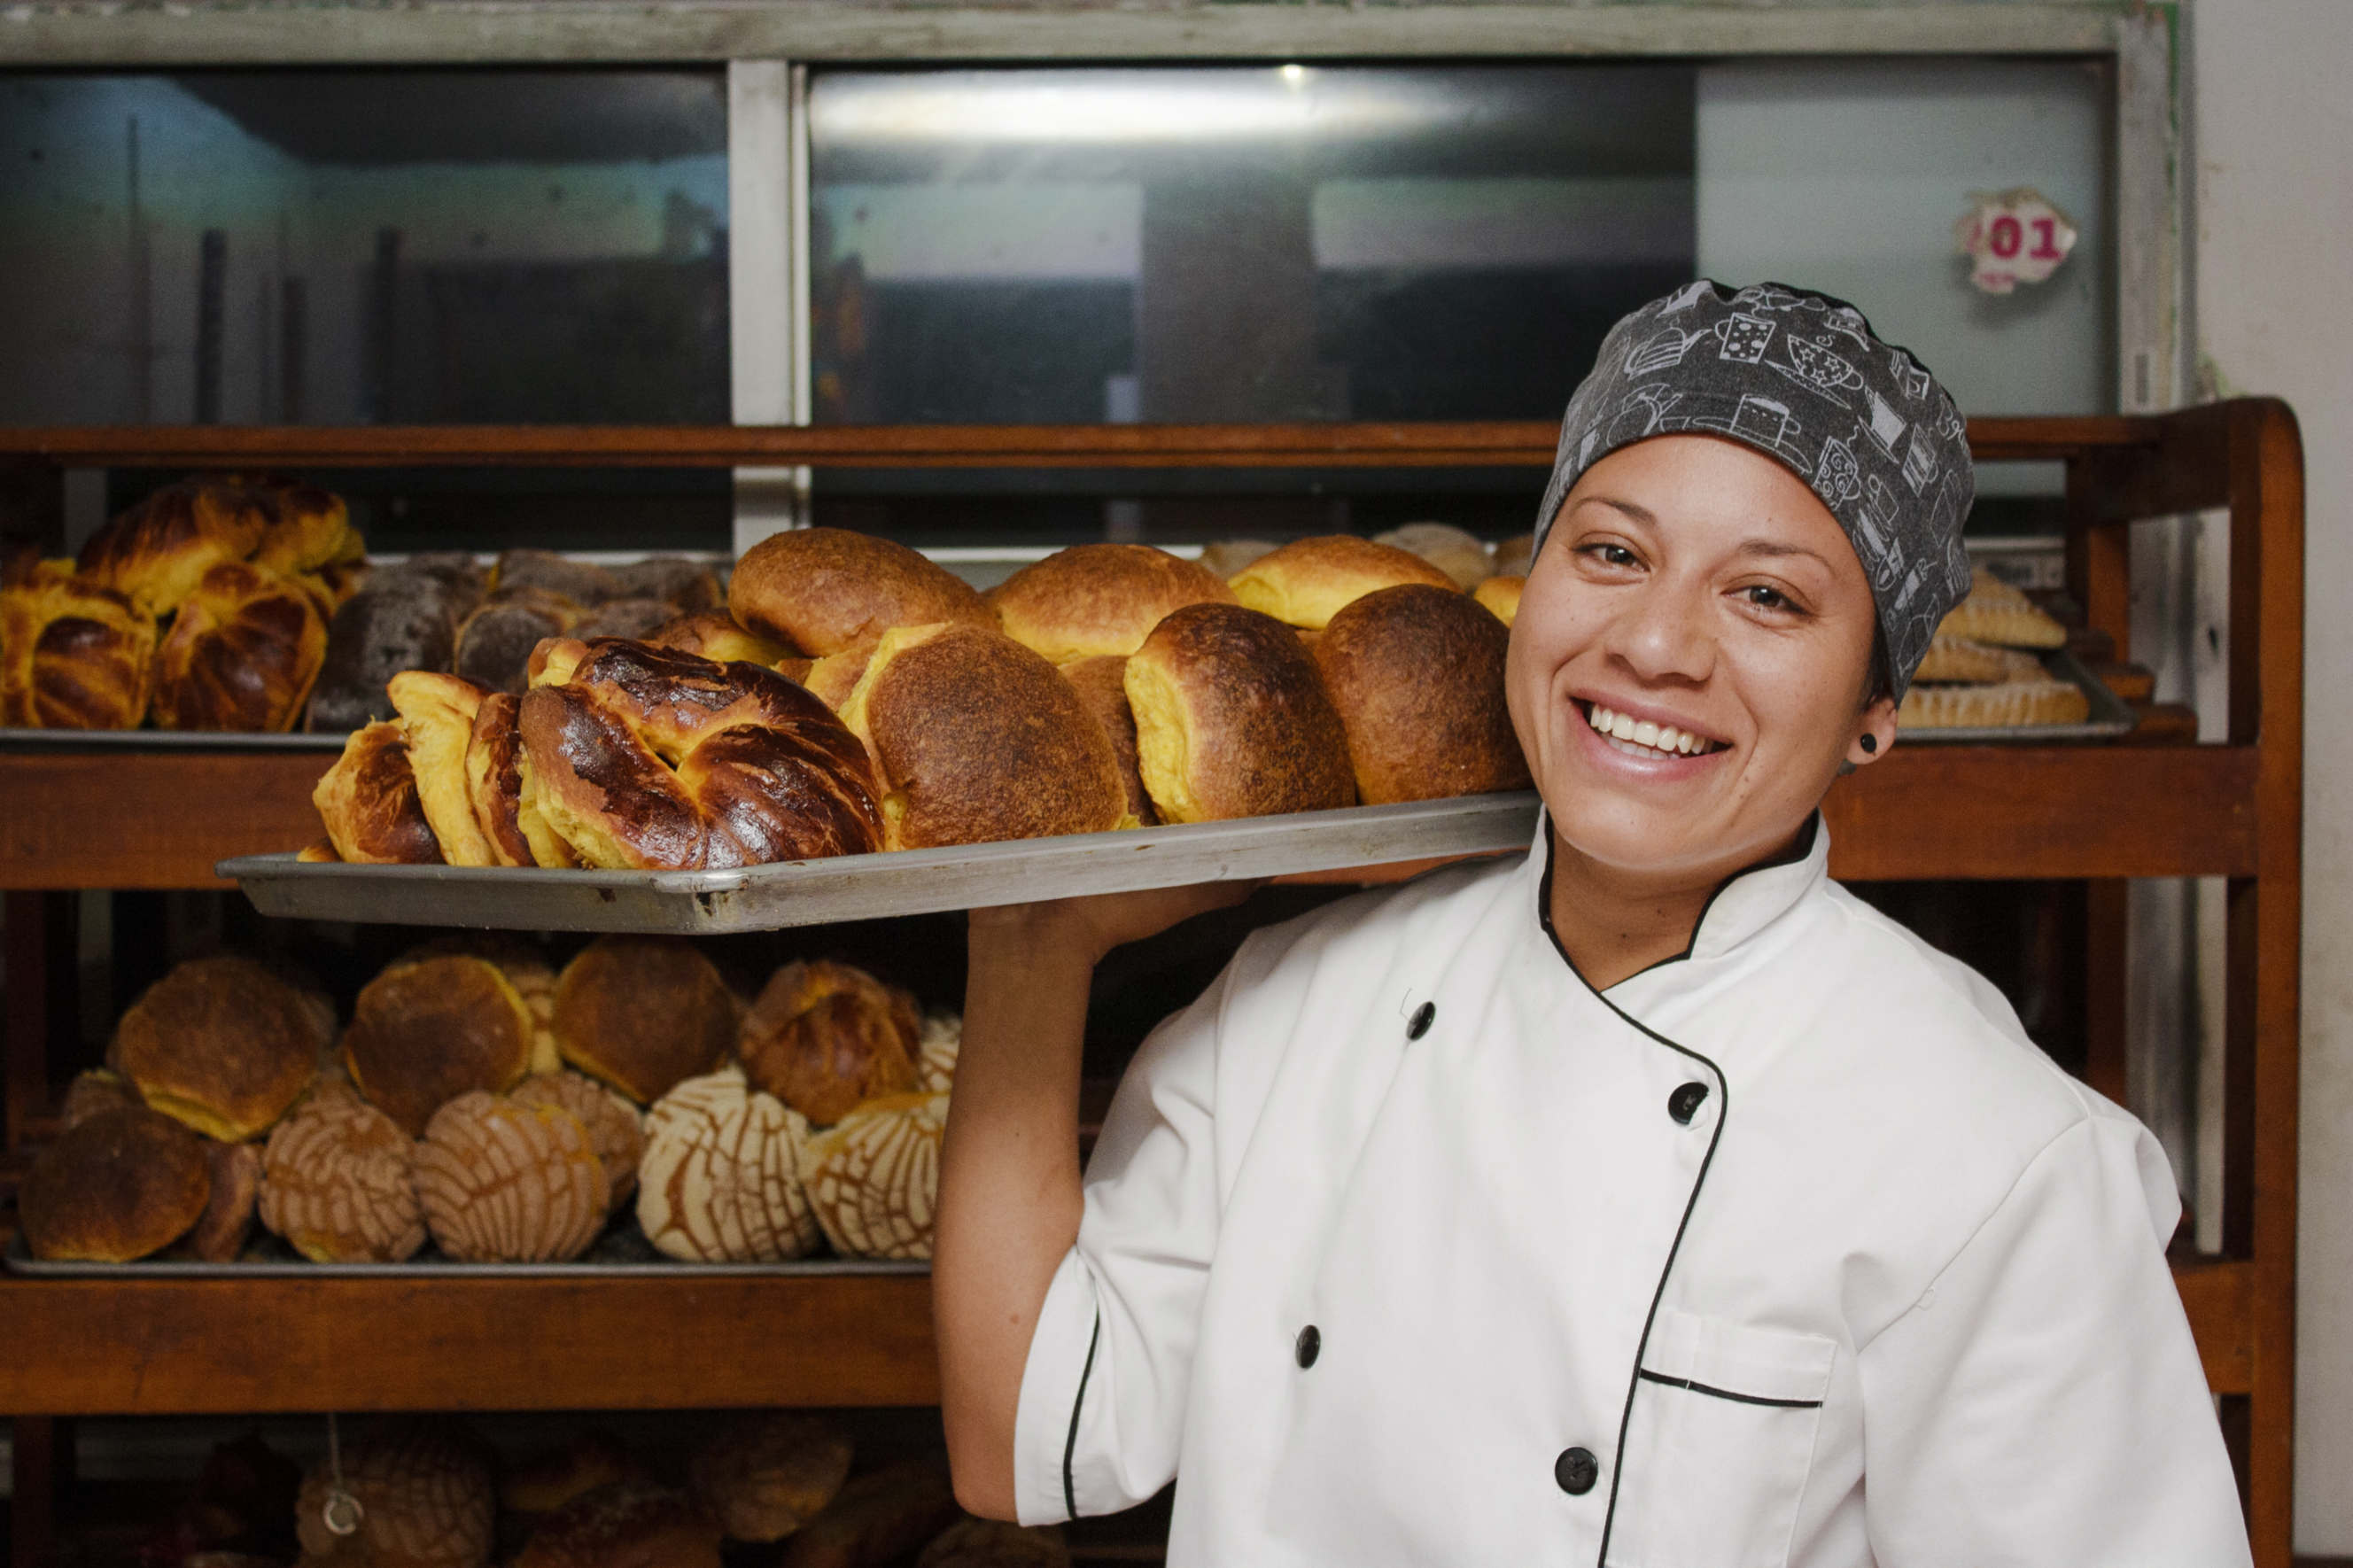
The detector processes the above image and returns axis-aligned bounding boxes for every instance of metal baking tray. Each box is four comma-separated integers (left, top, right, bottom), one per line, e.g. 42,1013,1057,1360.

3,1236,928,1279
0,726,344,752
221,791,1542,935
1894,648,2136,744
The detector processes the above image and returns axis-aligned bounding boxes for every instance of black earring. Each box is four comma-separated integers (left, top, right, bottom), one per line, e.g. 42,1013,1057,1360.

1860,734,1878,755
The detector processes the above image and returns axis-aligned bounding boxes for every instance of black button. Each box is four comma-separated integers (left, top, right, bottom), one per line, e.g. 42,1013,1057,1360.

1668,1082,1710,1124
1554,1446,1600,1495
1406,1002,1436,1040
1294,1325,1321,1368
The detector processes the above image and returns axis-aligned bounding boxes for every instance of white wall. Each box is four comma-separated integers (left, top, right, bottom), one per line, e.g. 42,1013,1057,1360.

2191,0,2353,1553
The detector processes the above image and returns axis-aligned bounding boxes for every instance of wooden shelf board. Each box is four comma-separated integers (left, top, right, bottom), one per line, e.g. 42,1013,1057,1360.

0,1271,939,1415
0,1258,2244,1416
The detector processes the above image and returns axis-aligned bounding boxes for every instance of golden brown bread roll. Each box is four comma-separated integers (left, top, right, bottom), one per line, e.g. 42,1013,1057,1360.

553,935,737,1105
0,571,157,728
415,1090,610,1263
511,1070,643,1208
150,559,329,732
838,623,1128,850
1125,602,1355,823
343,954,537,1136
802,638,877,711
1228,534,1459,629
181,1138,264,1262
502,1434,651,1523
1311,585,1532,805
109,955,326,1142
78,482,270,620
17,1106,214,1261
647,609,796,670
636,1067,819,1263
918,1519,1071,1568
516,1481,721,1568
315,720,445,865
385,671,496,866
777,1460,959,1568
729,528,993,657
517,638,882,871
1472,574,1523,627
739,959,920,1127
258,1081,427,1263
295,1424,494,1568
1373,522,1491,592
1060,654,1155,826
799,1091,947,1261
401,934,561,1074
691,1414,855,1543
59,1067,144,1128
986,543,1237,664
252,482,364,579
1195,539,1278,580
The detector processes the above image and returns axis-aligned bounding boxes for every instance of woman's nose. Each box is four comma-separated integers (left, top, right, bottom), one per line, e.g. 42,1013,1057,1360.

1608,580,1714,685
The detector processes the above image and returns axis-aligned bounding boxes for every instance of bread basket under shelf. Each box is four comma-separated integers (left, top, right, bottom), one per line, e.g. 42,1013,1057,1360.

218,791,1543,935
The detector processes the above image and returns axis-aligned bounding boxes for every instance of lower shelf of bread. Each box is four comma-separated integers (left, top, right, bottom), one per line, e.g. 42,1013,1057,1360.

0,1256,2253,1416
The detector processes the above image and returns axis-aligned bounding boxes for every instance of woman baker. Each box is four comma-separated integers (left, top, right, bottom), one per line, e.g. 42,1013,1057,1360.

935,281,2248,1566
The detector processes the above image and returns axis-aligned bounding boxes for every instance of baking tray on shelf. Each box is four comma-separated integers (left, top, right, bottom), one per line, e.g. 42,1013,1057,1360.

220,791,1543,935
0,727,345,751
1892,648,2136,744
3,1236,928,1279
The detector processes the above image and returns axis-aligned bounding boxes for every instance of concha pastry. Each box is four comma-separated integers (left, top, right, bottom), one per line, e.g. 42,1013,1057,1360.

515,1481,721,1568
689,1413,854,1543
295,1424,495,1568
1935,567,2068,649
259,1083,427,1264
636,1067,819,1263
915,1013,959,1095
798,1091,947,1261
342,954,537,1137
414,1091,610,1264
109,954,327,1143
918,1518,1072,1568
511,1071,644,1208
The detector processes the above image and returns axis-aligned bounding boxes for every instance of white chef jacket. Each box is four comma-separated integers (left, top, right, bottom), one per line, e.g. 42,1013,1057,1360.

1013,816,2248,1566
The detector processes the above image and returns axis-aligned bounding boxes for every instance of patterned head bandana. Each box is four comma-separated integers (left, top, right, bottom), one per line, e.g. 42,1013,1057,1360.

1533,280,1975,702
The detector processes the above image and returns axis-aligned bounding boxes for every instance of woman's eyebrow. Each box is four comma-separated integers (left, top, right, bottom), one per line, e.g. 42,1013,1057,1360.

1736,538,1831,566
1574,495,1657,526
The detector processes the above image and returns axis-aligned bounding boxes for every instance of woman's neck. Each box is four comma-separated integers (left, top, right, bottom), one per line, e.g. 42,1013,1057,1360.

1544,822,1803,991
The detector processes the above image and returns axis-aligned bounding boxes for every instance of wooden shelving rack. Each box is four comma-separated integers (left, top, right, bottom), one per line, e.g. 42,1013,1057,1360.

0,400,2304,1566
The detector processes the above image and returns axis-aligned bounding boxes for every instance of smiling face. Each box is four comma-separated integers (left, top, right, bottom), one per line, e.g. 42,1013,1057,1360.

1505,433,1898,893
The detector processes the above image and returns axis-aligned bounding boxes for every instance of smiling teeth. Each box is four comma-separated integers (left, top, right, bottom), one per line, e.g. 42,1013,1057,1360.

1586,704,1720,757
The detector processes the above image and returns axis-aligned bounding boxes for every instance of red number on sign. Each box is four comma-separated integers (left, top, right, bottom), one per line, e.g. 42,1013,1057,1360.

1989,215,2023,259
2029,216,2063,260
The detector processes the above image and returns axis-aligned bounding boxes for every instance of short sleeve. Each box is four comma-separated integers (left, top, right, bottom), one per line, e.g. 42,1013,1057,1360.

1857,1111,2249,1566
1010,950,1239,1525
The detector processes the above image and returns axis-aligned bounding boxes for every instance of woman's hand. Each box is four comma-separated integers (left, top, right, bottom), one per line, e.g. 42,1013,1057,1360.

968,877,1265,968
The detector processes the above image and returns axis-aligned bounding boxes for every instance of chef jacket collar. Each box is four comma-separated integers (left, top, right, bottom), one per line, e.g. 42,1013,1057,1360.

1526,808,1829,988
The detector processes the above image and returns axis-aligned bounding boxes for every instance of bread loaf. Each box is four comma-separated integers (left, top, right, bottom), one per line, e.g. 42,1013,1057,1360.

343,955,537,1136
415,1091,610,1263
517,639,882,871
1060,655,1155,826
1311,585,1531,805
647,609,796,670
0,571,158,728
553,935,737,1105
78,482,270,620
986,543,1237,664
1228,535,1458,629
1472,574,1523,627
690,1414,855,1542
511,1071,643,1207
1124,602,1354,822
109,955,326,1143
568,596,676,645
386,671,497,866
729,528,993,657
18,1106,213,1261
636,1067,820,1263
516,1481,721,1568
838,623,1128,850
307,565,478,733
258,1082,427,1263
454,591,574,696
295,1424,494,1568
799,1091,948,1261
739,959,920,1127
1372,523,1491,592
609,555,723,611
777,1460,959,1568
315,720,445,864
494,548,620,607
918,1519,1071,1568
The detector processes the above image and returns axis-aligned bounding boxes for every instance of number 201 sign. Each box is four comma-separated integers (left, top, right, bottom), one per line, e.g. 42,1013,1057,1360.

1954,187,2079,295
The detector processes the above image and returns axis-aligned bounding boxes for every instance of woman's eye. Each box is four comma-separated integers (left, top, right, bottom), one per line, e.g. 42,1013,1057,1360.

1741,585,1791,611
1588,543,1638,568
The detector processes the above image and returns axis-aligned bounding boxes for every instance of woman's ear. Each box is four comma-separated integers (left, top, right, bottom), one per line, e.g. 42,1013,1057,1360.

1846,695,1899,769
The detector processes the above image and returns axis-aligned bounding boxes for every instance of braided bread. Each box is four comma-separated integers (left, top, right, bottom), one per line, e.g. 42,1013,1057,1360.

0,569,157,728
517,638,881,871
151,559,328,732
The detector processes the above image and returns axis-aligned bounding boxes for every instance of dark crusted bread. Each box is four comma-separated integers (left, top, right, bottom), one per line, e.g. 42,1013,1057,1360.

1124,602,1354,822
1311,584,1531,804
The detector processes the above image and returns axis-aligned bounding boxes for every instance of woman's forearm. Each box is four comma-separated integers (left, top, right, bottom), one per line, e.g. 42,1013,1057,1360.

936,910,1099,1519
